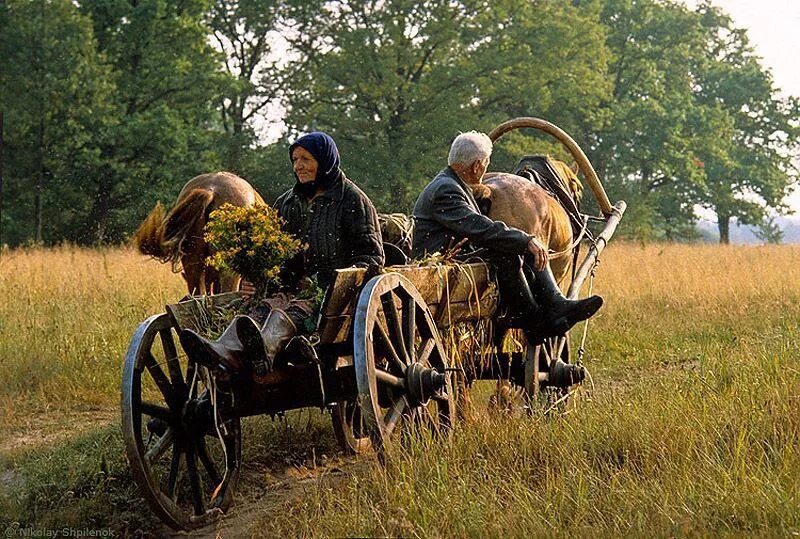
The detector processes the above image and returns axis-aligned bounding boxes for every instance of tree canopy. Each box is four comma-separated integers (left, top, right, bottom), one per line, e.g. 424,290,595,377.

0,0,796,245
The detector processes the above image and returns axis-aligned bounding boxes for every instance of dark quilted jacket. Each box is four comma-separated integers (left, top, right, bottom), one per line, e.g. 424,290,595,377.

412,167,532,258
275,174,384,289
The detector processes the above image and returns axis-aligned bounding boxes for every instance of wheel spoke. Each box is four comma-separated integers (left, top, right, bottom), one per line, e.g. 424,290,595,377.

381,291,410,363
144,352,175,405
160,329,187,394
196,437,221,487
140,401,172,421
166,440,184,500
418,338,436,366
402,295,416,363
374,321,407,373
383,396,408,436
375,368,405,389
145,427,174,465
185,446,205,516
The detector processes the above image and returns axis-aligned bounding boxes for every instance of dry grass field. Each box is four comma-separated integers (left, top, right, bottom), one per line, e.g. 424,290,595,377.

1,243,800,536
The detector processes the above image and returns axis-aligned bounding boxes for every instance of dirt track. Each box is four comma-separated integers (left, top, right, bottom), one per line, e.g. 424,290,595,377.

165,455,370,538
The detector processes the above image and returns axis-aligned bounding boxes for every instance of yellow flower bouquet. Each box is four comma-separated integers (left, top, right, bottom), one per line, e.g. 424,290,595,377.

204,203,302,289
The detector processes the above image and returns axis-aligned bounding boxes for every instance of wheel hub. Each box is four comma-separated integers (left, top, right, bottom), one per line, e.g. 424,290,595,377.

405,362,446,407
181,397,214,436
546,359,585,387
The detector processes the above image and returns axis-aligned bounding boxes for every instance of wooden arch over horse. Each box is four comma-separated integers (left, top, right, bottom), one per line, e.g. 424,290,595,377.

478,117,615,286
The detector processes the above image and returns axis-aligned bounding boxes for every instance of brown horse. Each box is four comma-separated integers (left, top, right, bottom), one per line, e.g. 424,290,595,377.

133,172,266,295
472,157,582,286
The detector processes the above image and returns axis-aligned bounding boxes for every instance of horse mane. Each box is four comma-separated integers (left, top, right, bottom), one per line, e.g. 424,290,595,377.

549,159,584,203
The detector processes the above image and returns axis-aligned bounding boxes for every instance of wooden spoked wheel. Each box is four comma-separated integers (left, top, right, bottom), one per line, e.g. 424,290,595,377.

353,273,455,457
330,398,372,455
121,313,241,530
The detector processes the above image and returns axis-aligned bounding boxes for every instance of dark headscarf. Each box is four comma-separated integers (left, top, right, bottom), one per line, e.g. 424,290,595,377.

289,132,343,198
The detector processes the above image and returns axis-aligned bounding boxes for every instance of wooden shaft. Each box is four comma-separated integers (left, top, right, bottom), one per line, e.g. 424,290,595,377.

566,200,627,299
488,117,614,215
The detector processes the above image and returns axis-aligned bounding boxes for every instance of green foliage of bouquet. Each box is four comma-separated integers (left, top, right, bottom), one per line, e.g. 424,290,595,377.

205,203,302,288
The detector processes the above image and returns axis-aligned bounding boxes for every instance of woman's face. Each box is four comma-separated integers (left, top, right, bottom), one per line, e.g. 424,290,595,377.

291,146,318,184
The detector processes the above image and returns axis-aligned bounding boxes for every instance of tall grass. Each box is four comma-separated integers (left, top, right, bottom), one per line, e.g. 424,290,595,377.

256,243,800,537
0,245,183,428
2,243,800,535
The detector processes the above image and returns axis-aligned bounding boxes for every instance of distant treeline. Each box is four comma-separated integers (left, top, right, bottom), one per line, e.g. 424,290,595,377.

0,0,797,246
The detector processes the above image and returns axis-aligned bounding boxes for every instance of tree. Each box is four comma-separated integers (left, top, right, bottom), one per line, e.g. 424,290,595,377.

280,0,613,212
0,0,114,245
207,0,311,172
690,3,799,244
77,0,234,242
753,215,784,245
592,0,711,240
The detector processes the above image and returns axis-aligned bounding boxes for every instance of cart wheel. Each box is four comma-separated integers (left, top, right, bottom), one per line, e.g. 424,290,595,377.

331,399,371,455
353,273,454,457
121,313,241,530
523,333,573,411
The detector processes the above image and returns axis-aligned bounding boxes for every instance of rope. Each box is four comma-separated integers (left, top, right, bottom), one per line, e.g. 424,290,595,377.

546,213,590,260
191,364,229,504
576,257,600,364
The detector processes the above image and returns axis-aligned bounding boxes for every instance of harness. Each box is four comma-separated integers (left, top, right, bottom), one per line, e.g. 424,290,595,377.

512,155,590,276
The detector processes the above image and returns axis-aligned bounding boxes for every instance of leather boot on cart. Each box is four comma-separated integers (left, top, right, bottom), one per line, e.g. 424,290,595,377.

526,263,603,334
499,267,569,345
236,309,297,377
179,315,249,374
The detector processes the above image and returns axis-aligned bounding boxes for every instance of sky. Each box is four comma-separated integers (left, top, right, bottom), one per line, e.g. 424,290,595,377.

687,0,800,214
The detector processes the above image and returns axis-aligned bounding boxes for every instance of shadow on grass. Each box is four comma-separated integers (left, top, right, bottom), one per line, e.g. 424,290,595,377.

0,409,346,536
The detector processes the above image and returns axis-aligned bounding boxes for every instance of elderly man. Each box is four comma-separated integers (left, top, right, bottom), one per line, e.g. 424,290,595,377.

413,131,602,344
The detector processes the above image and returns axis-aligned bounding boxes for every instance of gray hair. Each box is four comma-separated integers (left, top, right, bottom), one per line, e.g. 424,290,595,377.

447,131,492,167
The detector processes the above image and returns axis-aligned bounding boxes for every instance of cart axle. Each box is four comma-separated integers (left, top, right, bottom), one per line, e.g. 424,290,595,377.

406,363,447,407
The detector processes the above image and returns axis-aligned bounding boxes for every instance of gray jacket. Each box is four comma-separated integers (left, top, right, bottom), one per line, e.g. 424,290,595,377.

411,167,533,258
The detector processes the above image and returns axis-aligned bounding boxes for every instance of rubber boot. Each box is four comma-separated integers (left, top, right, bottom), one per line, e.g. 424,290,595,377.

499,267,569,345
236,309,297,377
528,264,603,332
179,315,249,373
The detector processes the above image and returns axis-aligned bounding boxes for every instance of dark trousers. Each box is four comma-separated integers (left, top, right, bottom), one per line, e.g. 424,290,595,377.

456,250,535,322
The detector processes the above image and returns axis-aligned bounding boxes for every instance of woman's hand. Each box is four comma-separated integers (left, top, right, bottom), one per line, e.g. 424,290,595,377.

239,279,256,298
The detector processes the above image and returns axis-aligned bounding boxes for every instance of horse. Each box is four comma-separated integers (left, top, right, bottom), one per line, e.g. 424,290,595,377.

133,171,266,295
471,156,582,286
463,156,584,414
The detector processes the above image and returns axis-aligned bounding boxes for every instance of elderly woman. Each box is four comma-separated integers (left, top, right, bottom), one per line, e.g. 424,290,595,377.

181,132,384,376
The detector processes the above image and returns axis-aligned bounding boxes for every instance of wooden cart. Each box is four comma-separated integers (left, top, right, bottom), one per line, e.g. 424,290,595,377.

120,118,627,530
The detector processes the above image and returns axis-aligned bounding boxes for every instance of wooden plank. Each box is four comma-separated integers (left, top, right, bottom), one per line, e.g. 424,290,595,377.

321,263,493,319
319,293,498,346
320,268,367,318
430,285,499,328
318,314,353,345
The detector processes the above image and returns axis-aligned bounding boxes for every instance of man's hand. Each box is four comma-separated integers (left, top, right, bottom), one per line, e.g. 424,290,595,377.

526,237,548,271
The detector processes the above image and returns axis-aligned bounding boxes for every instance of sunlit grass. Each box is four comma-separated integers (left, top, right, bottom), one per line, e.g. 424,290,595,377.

0,245,184,429
2,243,800,535
255,243,800,537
